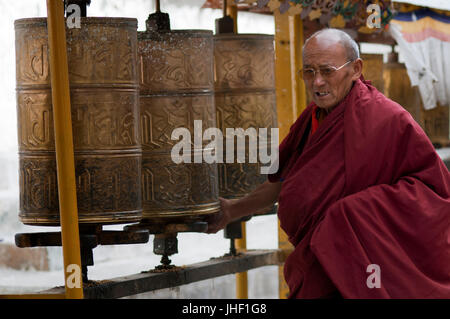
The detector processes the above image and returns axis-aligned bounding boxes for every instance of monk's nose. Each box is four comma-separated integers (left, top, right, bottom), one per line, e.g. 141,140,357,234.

313,72,326,87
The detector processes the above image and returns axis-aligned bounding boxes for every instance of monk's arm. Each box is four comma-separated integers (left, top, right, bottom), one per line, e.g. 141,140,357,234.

206,180,282,233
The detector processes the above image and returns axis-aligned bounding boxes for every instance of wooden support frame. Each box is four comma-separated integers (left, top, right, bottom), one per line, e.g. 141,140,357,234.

35,249,286,299
274,10,306,299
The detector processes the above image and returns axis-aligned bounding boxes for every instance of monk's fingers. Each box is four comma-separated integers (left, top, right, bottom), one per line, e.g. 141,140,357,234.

205,225,218,234
205,222,223,234
205,212,223,233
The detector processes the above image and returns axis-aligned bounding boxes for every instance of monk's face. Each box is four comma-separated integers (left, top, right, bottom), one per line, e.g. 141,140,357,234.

303,35,362,110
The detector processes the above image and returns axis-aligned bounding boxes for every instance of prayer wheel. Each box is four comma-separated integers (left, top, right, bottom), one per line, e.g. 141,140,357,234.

15,18,142,226
138,29,220,224
214,34,277,200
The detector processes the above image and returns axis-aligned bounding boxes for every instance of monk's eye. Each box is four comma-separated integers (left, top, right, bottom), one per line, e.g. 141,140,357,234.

320,67,335,77
302,69,315,78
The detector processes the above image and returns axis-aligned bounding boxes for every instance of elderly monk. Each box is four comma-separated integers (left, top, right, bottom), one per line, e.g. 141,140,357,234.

206,28,450,298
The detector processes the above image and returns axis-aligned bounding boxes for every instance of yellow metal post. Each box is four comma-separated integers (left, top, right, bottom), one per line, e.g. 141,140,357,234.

226,3,248,299
274,10,305,299
46,0,83,299
226,2,238,33
235,222,248,299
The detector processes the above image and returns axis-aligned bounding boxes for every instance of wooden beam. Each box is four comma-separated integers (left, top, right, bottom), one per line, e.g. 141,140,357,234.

274,11,295,139
0,294,66,299
38,249,287,299
204,1,396,45
274,9,302,300
289,15,307,118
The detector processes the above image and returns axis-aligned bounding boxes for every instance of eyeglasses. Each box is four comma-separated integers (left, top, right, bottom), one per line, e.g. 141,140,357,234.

299,60,353,80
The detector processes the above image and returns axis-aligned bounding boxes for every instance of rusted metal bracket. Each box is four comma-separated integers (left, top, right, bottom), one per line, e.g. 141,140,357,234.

38,249,288,299
15,229,150,248
124,221,209,267
14,228,149,283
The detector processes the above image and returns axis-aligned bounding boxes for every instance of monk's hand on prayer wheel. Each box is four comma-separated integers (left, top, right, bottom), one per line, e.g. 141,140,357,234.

206,181,282,234
206,197,236,234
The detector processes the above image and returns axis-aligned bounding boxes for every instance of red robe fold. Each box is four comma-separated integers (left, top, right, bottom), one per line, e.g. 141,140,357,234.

269,78,450,298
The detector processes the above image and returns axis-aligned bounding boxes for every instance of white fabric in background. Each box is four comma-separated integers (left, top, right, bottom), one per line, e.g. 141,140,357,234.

392,0,450,12
389,22,450,110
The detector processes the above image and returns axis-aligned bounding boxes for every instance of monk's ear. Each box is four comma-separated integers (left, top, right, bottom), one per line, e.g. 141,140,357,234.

351,58,363,81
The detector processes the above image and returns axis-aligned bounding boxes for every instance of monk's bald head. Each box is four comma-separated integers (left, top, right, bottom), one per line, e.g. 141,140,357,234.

301,28,363,110
303,28,359,61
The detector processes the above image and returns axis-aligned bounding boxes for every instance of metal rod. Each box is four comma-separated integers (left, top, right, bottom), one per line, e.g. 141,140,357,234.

229,237,236,255
46,0,83,299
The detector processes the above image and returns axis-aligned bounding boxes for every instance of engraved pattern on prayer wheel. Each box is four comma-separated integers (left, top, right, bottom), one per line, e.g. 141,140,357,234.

15,18,142,226
214,34,277,199
138,30,219,222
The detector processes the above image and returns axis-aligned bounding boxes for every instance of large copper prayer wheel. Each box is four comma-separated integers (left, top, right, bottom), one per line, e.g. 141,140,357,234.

214,34,277,199
15,18,142,226
138,30,220,223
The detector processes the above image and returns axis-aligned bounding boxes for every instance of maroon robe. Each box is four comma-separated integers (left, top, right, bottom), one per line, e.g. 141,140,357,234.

269,78,450,298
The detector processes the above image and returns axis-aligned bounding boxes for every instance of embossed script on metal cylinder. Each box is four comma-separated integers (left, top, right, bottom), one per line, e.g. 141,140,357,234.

15,18,142,225
214,34,278,199
139,30,220,223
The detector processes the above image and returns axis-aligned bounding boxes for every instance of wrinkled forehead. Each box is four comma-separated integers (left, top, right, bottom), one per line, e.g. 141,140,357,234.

303,36,347,67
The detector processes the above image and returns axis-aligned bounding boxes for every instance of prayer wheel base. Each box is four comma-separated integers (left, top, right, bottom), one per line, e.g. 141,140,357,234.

124,220,209,235
14,226,149,282
18,212,142,227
